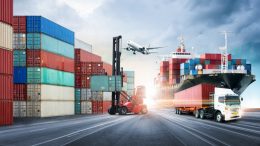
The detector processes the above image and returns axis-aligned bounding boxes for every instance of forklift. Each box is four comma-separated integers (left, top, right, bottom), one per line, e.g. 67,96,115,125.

108,36,148,115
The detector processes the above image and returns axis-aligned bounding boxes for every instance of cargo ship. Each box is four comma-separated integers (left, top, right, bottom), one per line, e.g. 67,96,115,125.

155,35,256,122
155,36,255,97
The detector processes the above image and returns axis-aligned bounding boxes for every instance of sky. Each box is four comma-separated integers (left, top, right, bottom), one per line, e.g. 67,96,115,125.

14,0,260,108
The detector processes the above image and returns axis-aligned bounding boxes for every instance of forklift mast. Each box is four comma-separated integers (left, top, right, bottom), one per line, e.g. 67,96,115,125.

111,36,123,113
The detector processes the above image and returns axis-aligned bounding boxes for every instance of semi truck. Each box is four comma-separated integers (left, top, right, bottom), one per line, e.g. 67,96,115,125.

174,83,243,122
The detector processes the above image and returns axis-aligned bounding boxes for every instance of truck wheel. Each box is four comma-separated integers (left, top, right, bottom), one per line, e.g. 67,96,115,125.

179,110,182,115
119,107,128,115
199,110,205,119
216,112,223,122
195,110,199,118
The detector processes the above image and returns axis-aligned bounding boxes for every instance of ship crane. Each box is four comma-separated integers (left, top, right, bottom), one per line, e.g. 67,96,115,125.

219,31,231,73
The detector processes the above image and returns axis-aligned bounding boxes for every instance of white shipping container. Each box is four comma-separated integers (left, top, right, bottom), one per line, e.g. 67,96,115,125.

27,100,74,117
27,101,41,117
81,101,92,114
92,91,103,101
0,22,12,50
27,84,74,101
13,101,27,117
103,92,112,101
81,88,91,101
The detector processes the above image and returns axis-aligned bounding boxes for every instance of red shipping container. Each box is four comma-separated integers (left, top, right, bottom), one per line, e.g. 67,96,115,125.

75,49,101,62
0,74,13,100
169,58,187,64
0,49,13,75
205,64,220,69
103,62,112,76
75,75,91,88
169,69,180,75
27,50,74,73
201,54,231,61
160,61,169,67
13,84,27,101
0,0,13,25
13,16,26,33
92,101,98,114
174,84,215,108
169,63,181,70
0,100,13,126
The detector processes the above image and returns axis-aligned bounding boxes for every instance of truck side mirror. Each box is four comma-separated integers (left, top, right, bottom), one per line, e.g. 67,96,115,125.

241,97,243,101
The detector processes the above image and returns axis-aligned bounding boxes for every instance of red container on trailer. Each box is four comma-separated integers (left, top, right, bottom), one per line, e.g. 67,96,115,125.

174,84,215,108
0,0,13,25
13,16,26,33
0,49,13,75
26,50,74,73
13,84,27,101
0,100,13,126
0,74,13,100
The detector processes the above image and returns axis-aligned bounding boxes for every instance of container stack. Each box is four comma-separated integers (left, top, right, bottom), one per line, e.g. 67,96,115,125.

169,59,187,85
160,61,169,86
13,16,27,117
74,48,104,115
13,16,75,117
0,0,13,126
124,71,135,96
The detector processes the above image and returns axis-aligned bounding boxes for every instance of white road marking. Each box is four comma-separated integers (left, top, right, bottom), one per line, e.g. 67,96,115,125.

32,117,130,146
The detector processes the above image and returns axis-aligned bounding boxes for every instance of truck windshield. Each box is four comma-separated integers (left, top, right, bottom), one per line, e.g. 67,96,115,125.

225,96,240,105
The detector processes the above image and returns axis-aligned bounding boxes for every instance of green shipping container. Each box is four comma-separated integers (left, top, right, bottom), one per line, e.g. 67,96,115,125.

27,33,74,59
27,67,74,87
75,100,81,115
13,50,26,67
91,75,122,92
125,71,134,77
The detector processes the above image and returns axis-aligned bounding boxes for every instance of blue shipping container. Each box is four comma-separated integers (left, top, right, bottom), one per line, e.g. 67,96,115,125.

26,16,75,45
14,67,27,83
180,63,189,69
190,70,198,75
180,69,190,75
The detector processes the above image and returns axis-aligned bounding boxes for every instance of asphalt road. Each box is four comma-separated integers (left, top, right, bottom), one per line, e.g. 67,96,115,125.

0,109,260,146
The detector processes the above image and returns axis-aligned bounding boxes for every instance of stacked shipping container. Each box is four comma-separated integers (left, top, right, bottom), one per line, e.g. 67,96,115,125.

124,71,135,96
0,0,13,126
12,16,27,117
160,61,169,86
169,59,187,85
13,16,75,117
75,48,106,114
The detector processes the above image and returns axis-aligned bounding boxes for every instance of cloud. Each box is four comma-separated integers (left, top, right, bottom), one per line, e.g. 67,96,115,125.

14,0,260,107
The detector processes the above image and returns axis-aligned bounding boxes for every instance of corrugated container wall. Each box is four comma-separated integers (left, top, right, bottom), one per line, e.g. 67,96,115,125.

0,0,13,25
26,16,74,45
0,0,13,126
174,84,215,108
26,50,74,73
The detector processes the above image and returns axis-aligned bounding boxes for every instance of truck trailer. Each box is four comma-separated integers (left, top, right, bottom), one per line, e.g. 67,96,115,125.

174,83,242,122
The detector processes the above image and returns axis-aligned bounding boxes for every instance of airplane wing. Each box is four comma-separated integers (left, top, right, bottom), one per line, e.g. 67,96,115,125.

146,47,165,50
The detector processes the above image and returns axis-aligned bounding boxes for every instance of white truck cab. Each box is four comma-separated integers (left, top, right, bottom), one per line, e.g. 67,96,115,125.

214,88,242,122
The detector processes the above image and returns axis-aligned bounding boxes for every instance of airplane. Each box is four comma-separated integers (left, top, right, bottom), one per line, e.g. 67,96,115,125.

124,40,165,55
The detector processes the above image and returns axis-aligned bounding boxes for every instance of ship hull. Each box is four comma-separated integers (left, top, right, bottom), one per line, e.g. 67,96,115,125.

173,73,255,95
